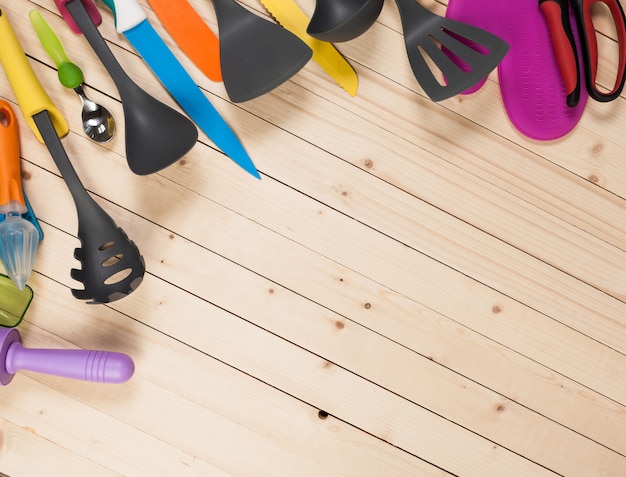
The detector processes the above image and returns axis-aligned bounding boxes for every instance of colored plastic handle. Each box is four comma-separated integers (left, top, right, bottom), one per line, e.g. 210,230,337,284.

0,100,25,215
54,0,102,33
7,344,135,383
0,328,134,385
0,9,69,142
575,0,626,102
100,0,147,33
539,0,581,107
147,0,222,82
29,10,84,89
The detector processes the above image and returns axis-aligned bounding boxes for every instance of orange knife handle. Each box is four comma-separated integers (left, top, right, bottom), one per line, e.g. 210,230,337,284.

0,100,26,215
147,0,222,82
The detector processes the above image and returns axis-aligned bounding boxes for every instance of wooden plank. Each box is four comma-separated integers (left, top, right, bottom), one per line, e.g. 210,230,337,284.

0,418,119,477
17,194,626,476
20,280,449,477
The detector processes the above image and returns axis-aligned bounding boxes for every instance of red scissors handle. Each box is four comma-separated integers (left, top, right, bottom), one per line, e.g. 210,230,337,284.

576,0,626,102
540,0,626,105
539,0,582,106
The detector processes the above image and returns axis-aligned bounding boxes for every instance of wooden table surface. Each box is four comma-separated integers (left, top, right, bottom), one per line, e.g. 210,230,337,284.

1,0,626,475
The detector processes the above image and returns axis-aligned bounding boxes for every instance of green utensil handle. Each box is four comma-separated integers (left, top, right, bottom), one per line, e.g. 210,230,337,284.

29,10,84,89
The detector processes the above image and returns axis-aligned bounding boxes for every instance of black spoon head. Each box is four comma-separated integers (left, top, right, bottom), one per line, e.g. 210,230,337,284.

214,0,312,103
122,84,198,175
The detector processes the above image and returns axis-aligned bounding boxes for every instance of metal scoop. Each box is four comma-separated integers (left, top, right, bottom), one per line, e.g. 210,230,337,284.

30,10,115,143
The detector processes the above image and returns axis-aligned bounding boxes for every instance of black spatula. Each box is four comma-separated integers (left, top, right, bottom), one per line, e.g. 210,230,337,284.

212,0,312,102
394,0,509,101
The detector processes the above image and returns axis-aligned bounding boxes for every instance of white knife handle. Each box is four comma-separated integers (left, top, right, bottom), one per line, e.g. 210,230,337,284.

100,0,146,33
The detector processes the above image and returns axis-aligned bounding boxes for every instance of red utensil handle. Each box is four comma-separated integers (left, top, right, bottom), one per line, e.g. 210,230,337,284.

539,0,582,107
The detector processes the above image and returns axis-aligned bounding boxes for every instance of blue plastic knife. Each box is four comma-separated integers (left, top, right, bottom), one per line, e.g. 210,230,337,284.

100,0,260,179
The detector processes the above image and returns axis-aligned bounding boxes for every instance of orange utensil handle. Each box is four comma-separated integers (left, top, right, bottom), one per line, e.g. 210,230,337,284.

0,100,26,215
147,0,222,82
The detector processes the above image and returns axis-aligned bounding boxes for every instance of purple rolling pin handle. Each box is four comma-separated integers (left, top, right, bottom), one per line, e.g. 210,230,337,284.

0,328,134,385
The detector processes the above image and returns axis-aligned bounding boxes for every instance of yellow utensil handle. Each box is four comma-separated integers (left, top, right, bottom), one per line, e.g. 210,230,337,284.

0,8,68,142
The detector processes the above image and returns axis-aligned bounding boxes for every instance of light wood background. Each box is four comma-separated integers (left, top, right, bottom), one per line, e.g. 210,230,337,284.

1,0,625,475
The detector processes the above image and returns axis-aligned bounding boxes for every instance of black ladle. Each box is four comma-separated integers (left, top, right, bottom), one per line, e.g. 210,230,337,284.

307,0,384,43
65,0,198,175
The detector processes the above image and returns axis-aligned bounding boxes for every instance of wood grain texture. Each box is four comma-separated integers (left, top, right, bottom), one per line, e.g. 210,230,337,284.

1,0,626,476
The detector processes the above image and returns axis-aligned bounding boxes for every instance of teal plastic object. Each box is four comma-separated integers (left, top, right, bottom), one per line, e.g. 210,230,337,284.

0,213,39,290
0,192,43,242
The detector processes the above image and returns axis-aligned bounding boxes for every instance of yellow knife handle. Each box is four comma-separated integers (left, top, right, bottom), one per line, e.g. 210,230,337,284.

0,8,68,142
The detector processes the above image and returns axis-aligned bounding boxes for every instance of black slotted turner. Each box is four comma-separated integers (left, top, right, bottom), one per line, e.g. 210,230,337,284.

394,0,509,101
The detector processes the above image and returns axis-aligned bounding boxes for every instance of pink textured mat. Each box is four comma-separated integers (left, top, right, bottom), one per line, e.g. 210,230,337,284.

445,0,588,140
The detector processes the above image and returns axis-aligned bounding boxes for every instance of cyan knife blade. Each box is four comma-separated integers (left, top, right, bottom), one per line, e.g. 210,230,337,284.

101,0,260,179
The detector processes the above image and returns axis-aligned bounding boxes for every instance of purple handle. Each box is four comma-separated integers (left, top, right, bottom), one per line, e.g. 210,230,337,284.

5,342,134,383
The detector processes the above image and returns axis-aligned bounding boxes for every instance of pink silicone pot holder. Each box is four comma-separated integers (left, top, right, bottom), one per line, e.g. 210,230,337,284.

445,0,588,140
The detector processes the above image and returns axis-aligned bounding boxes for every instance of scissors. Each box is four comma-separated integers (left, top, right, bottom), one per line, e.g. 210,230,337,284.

539,0,626,107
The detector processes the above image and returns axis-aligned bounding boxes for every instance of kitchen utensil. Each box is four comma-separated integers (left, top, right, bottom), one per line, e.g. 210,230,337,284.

0,327,134,385
0,9,145,303
260,0,359,96
0,100,39,291
212,0,312,102
57,0,198,175
97,0,261,178
307,0,383,42
445,0,587,139
0,274,33,328
0,193,43,242
147,0,222,81
539,0,626,107
20,192,44,242
393,0,509,101
29,9,115,143
34,110,146,303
